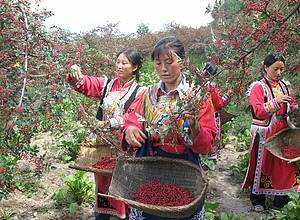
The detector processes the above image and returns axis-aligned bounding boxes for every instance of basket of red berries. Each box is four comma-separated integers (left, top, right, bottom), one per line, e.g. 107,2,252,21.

98,156,208,218
69,142,118,176
265,128,300,163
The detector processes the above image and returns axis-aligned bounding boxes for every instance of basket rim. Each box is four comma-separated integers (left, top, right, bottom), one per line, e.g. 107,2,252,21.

265,128,300,163
116,156,205,171
108,156,208,215
265,127,300,144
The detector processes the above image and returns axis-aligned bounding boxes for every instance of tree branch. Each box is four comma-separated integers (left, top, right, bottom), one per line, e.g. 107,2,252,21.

17,2,29,107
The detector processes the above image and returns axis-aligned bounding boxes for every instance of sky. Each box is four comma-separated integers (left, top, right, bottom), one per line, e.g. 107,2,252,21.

37,0,215,34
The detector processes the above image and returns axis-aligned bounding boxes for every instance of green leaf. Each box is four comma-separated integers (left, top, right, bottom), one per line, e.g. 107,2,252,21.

205,202,220,211
68,202,79,215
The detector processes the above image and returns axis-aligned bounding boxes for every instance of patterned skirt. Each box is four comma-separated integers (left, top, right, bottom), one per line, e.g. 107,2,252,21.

128,201,205,220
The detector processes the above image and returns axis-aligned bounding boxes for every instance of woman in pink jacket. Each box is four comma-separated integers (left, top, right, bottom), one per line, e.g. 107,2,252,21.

67,48,144,220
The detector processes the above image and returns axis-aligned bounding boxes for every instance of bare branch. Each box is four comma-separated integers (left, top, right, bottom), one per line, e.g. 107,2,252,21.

17,2,30,107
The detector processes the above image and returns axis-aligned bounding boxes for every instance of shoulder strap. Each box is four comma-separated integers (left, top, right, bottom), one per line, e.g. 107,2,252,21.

96,79,111,120
263,77,275,99
279,80,290,96
123,85,140,113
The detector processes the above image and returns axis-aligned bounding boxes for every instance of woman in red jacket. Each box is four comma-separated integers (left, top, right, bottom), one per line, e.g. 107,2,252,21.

242,52,299,212
203,63,231,159
122,36,217,220
67,48,144,220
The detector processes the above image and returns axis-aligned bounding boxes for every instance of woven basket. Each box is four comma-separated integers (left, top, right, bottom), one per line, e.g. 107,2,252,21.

265,128,300,163
99,156,208,218
69,142,117,176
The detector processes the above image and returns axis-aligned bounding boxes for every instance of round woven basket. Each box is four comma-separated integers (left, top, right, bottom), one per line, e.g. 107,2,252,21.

69,142,117,176
102,156,208,218
265,128,300,163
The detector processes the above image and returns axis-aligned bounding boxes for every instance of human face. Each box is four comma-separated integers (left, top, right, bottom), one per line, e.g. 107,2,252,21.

115,53,136,83
154,52,182,92
264,61,285,82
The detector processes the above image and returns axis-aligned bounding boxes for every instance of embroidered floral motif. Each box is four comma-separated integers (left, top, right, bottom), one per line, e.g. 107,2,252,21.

260,173,273,189
129,207,205,220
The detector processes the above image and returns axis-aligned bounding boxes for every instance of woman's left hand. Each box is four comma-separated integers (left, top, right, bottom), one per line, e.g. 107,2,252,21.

183,111,197,128
182,111,200,137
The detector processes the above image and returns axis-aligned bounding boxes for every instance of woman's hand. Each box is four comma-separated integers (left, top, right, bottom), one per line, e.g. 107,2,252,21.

70,64,83,82
125,126,146,148
276,95,292,104
182,111,200,138
97,120,110,129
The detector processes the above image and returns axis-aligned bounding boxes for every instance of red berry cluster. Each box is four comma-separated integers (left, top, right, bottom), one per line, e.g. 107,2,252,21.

92,156,116,170
281,144,300,159
134,180,193,206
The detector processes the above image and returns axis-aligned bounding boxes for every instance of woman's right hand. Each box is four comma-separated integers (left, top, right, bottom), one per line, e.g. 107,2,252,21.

70,64,83,82
125,126,146,148
276,95,292,104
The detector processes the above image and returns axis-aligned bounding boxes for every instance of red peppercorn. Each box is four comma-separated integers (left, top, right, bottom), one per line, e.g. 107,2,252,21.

92,156,116,170
134,180,193,206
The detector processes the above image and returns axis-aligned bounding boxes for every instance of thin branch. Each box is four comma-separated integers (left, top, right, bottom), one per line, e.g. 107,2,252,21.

17,2,29,107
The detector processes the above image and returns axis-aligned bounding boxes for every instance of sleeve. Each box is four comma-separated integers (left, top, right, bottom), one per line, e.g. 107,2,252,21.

249,83,280,119
66,74,106,98
210,86,226,110
109,87,146,129
192,99,217,154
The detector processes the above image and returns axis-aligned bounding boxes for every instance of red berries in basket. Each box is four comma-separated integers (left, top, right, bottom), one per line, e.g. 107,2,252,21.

281,145,300,159
92,156,116,170
134,180,193,206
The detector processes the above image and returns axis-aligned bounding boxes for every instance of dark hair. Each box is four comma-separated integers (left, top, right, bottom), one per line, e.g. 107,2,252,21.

117,48,143,82
203,62,218,76
151,36,185,61
263,52,285,69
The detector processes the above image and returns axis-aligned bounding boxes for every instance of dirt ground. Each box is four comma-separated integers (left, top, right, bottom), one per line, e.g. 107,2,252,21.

206,143,268,220
0,133,270,220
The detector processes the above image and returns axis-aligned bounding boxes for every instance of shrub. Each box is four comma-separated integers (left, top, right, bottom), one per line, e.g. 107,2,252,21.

52,171,94,214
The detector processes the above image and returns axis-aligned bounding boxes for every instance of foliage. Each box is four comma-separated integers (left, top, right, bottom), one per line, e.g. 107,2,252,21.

222,111,252,150
234,129,251,152
205,202,220,220
206,0,300,106
0,0,71,196
205,202,242,220
201,155,217,171
139,55,159,86
136,23,150,37
215,212,242,220
56,138,81,163
0,154,17,200
14,169,40,198
229,153,249,182
268,191,300,220
52,171,93,214
0,208,14,220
